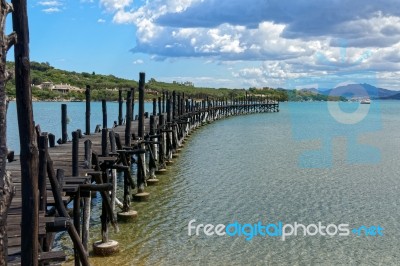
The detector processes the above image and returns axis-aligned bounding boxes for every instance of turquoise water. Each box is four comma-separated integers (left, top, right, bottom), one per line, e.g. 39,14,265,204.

7,101,400,265
6,101,154,154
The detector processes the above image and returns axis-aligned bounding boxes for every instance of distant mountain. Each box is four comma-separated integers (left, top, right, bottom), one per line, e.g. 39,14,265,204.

298,88,319,94
380,92,400,100
318,83,398,99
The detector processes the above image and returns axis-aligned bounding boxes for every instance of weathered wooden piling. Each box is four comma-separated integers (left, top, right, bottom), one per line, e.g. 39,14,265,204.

85,85,91,135
38,134,48,214
12,0,40,263
153,98,157,116
134,72,149,200
102,99,107,129
125,89,133,146
172,91,177,120
147,115,159,185
72,131,79,177
131,87,135,122
162,91,166,113
82,140,92,253
93,127,119,256
62,104,68,143
5,67,280,264
118,89,123,125
156,114,167,174
158,97,162,116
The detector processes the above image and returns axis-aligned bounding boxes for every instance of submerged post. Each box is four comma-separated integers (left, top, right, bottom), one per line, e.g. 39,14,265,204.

85,85,90,135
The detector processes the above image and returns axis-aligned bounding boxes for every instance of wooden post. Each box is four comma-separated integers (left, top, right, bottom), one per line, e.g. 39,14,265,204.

166,97,171,123
0,1,15,263
153,98,157,116
125,90,132,146
138,73,145,139
38,134,48,212
172,91,176,120
72,131,79,177
158,97,161,116
109,130,116,153
162,91,165,113
102,99,107,129
12,0,39,263
118,89,123,125
137,72,146,193
131,87,135,121
82,140,92,254
61,104,68,143
47,158,90,266
85,85,91,135
48,133,55,147
115,134,132,213
72,130,81,265
102,128,109,157
158,114,166,169
177,93,181,117
148,115,157,178
73,188,81,266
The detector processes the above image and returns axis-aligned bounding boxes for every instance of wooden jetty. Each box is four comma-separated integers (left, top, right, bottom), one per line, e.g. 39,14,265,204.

5,73,279,265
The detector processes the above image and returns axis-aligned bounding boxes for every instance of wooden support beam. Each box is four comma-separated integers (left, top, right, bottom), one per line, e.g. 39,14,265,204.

11,0,39,264
46,157,89,266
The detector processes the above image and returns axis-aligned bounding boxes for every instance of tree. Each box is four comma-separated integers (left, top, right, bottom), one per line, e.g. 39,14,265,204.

0,0,16,264
31,76,43,85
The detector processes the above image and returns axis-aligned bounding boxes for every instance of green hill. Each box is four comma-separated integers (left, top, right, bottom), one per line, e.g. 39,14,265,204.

5,61,287,102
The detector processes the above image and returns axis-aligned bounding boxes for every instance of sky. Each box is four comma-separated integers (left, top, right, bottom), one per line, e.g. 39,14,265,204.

6,0,400,90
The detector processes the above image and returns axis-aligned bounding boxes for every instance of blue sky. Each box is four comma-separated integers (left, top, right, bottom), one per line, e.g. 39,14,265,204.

8,0,400,90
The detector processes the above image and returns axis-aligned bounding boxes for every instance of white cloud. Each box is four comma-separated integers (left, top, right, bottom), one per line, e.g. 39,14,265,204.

100,0,133,12
97,0,400,89
39,1,62,6
39,0,63,13
42,7,61,13
133,59,144,64
97,18,106,23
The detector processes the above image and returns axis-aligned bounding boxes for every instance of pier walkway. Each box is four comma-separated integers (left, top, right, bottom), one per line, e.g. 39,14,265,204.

5,78,279,265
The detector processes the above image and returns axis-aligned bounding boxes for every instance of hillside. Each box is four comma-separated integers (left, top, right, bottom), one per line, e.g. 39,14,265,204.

318,83,398,99
380,92,400,100
5,61,287,102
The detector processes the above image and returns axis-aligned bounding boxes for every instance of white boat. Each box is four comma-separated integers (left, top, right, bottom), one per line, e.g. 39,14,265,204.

360,98,371,104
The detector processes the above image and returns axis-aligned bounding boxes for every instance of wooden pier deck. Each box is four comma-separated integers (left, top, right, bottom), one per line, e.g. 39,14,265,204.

5,85,279,265
6,118,148,265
